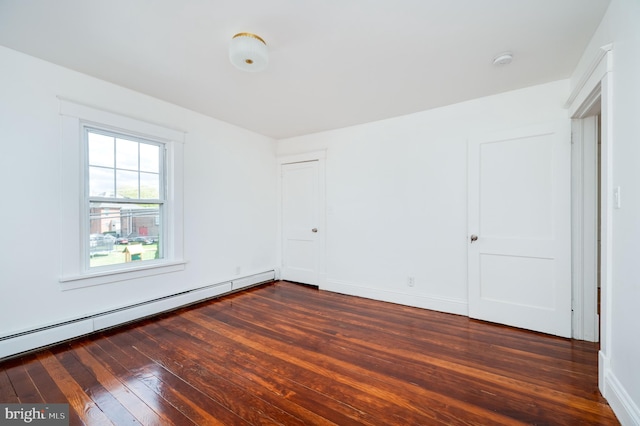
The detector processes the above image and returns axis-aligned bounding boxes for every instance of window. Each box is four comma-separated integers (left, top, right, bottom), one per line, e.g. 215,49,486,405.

86,127,164,268
60,99,185,288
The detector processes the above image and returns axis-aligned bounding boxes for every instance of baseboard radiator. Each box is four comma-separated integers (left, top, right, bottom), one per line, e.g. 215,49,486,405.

0,270,275,360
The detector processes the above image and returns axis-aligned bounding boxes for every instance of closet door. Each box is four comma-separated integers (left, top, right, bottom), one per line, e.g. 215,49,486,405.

468,122,571,337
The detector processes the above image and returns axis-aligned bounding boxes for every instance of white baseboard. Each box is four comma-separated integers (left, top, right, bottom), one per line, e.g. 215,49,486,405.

601,354,640,426
322,279,468,316
91,281,232,332
231,270,275,291
0,320,95,360
599,351,609,396
0,270,275,360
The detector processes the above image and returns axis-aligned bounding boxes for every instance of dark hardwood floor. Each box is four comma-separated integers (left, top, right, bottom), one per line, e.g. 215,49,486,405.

0,281,618,425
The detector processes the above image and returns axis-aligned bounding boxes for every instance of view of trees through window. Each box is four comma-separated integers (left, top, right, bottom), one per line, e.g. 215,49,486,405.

87,128,164,268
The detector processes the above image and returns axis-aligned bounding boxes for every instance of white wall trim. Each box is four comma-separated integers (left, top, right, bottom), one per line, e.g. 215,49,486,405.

323,279,468,316
59,260,187,290
59,98,186,287
58,97,186,143
603,364,640,426
277,150,326,165
231,271,276,291
0,270,275,360
598,71,615,396
570,116,600,342
567,45,619,418
565,44,613,112
599,351,610,397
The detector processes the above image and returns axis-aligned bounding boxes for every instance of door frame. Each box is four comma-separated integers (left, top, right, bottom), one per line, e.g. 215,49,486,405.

277,150,326,286
571,115,600,342
565,43,612,395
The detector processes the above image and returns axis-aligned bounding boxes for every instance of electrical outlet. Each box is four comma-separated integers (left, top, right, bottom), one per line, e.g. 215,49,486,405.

407,276,415,287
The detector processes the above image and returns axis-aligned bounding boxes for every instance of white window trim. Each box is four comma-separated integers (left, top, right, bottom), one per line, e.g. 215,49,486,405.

59,98,186,289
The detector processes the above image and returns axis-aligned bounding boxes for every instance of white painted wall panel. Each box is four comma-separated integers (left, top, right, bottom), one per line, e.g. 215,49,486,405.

479,136,554,239
479,254,555,309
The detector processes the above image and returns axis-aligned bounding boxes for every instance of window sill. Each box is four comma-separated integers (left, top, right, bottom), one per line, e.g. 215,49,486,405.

59,260,187,291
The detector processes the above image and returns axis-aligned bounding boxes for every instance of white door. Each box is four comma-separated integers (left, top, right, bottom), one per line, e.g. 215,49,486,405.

468,122,572,337
281,161,320,285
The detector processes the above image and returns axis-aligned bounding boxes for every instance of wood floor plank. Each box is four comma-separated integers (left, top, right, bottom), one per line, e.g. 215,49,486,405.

0,281,619,425
0,369,19,403
66,342,175,426
5,357,45,404
88,336,240,426
53,347,141,426
18,355,85,425
126,324,323,426
36,350,113,425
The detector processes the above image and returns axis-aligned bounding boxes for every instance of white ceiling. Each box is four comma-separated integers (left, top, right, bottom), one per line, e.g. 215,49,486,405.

0,0,610,139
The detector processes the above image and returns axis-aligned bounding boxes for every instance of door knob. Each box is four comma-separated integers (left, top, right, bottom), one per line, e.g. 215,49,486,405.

470,234,478,243
312,228,318,233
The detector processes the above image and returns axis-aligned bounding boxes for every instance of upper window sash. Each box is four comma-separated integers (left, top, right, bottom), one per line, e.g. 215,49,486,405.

83,125,167,204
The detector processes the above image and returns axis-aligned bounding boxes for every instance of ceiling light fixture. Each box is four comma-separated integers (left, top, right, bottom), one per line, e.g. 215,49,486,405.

229,32,268,72
493,52,513,66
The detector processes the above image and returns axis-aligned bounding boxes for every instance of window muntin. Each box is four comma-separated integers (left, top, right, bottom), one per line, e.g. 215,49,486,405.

86,127,165,269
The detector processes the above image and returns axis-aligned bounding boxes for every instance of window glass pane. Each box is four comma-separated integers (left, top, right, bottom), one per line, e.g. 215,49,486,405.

140,143,160,173
89,202,162,268
89,166,114,197
85,126,166,271
116,170,139,199
140,172,160,199
88,132,114,167
116,138,139,171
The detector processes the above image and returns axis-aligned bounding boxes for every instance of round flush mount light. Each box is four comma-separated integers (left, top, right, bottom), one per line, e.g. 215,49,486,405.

229,32,268,72
493,52,513,66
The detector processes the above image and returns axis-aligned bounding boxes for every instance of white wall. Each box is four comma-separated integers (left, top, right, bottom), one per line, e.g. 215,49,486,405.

571,0,640,424
277,79,569,315
0,46,277,350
